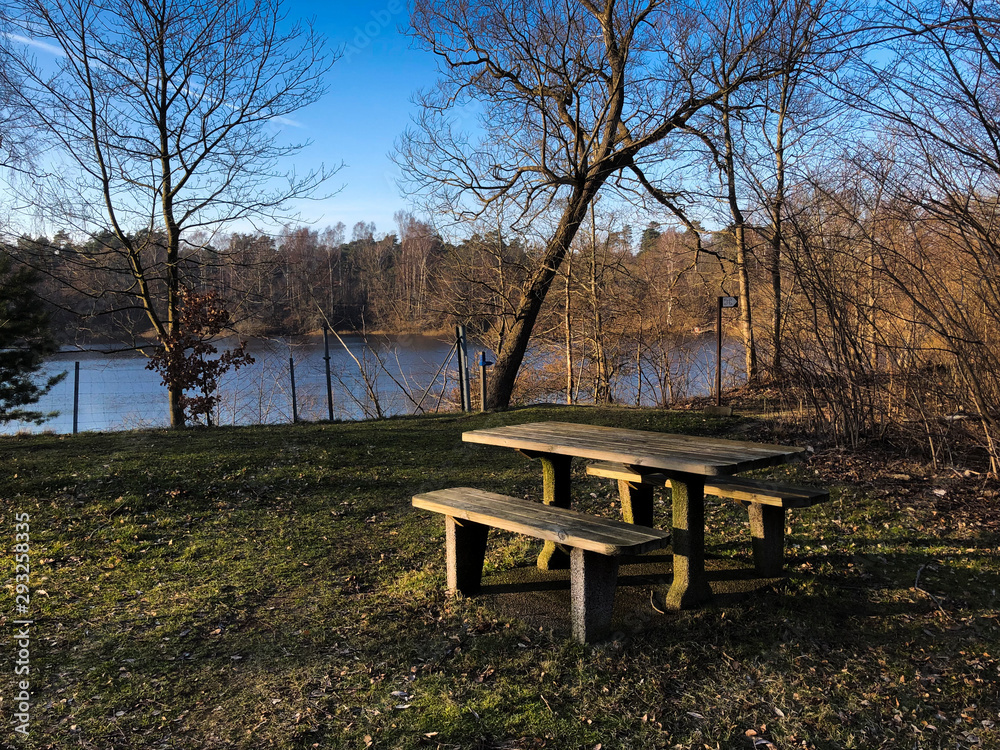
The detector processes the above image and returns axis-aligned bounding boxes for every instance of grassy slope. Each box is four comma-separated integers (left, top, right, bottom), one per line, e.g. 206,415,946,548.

1,405,997,750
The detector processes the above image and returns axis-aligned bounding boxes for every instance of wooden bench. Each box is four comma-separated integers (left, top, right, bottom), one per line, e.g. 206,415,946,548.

586,462,830,576
412,487,671,643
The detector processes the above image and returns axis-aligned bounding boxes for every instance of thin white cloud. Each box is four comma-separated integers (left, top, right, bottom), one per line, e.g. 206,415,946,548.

5,32,66,58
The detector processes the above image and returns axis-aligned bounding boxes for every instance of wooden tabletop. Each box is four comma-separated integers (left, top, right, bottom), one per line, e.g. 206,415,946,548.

462,421,804,476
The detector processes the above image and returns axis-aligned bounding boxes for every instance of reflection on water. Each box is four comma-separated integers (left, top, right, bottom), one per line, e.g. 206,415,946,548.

3,334,741,434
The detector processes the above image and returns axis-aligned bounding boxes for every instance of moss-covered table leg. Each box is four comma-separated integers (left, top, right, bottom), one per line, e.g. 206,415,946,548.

662,472,713,609
617,478,655,526
521,451,573,570
747,502,785,576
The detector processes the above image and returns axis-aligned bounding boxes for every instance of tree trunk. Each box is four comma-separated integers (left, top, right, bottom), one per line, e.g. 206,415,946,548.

564,250,574,404
168,384,185,428
736,227,758,383
588,204,611,404
722,92,758,384
487,182,600,409
768,79,789,382
769,219,782,379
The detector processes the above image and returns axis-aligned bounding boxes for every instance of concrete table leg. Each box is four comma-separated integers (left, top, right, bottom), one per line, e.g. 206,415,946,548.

617,478,655,527
748,503,786,576
663,474,713,609
570,548,619,643
535,454,573,570
445,516,489,595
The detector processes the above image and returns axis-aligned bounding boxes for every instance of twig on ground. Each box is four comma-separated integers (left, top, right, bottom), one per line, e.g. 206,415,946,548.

914,564,951,619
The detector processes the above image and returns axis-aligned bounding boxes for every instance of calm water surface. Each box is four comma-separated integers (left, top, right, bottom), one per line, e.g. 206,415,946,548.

5,334,738,434
5,334,459,434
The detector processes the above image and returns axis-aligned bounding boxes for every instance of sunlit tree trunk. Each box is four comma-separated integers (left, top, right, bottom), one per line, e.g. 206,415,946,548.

722,91,759,383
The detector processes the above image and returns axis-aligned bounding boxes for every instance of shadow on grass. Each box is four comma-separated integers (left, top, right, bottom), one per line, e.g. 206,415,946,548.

7,406,999,749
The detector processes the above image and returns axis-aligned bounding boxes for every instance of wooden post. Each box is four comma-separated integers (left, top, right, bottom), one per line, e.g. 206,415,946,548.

617,479,654,527
289,356,298,423
478,351,493,412
570,548,620,643
456,325,471,412
479,354,487,412
73,361,80,435
323,326,334,421
716,297,723,407
445,516,489,595
748,504,786,576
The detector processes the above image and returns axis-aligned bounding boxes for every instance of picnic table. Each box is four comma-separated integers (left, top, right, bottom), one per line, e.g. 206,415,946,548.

462,421,806,610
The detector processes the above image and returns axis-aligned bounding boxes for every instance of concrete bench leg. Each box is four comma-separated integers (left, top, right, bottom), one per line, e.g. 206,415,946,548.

747,504,785,576
445,516,489,595
570,548,619,643
617,479,655,527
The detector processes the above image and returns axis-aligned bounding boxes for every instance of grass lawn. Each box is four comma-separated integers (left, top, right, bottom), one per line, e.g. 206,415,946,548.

1,405,998,749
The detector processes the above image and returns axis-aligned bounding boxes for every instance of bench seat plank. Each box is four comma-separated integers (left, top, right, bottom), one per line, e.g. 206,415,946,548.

413,487,669,556
586,462,829,508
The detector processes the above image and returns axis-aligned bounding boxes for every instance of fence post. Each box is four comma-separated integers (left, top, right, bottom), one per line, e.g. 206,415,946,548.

73,361,80,435
716,298,723,407
323,326,334,421
289,356,298,423
478,351,493,412
456,324,471,412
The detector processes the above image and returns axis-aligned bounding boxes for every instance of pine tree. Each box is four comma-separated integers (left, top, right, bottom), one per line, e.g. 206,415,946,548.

0,254,64,423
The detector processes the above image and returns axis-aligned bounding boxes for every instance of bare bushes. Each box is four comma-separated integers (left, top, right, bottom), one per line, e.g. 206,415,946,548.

775,176,1000,472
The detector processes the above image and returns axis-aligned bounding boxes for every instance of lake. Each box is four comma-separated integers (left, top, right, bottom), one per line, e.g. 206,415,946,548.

3,333,738,434
5,334,459,434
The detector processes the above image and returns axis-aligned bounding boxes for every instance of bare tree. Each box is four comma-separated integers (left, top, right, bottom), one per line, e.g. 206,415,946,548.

394,211,442,326
2,0,338,426
682,0,856,383
0,19,29,176
840,0,1000,468
397,0,804,408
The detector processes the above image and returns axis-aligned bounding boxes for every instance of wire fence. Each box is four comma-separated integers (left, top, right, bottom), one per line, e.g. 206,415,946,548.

4,334,463,435
3,331,738,435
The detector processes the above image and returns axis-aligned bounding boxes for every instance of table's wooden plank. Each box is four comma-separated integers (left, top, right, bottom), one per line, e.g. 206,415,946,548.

522,437,726,472
413,487,670,556
501,422,797,456
496,423,799,461
463,422,803,475
467,431,733,474
415,487,666,544
516,422,793,454
464,422,788,458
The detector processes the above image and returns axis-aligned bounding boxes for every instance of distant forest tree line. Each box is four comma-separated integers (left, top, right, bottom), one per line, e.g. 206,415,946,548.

5,212,726,395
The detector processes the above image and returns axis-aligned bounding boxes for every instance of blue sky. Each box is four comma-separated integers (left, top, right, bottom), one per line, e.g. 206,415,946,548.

282,0,440,237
